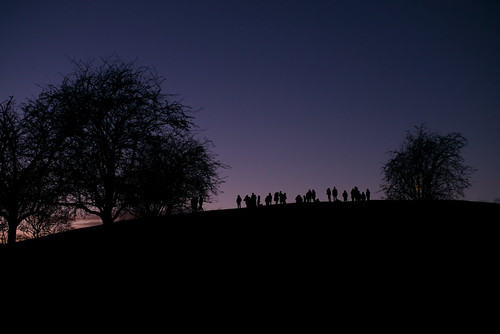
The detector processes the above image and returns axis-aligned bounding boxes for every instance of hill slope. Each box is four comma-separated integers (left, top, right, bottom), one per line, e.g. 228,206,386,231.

4,200,497,328
5,200,498,253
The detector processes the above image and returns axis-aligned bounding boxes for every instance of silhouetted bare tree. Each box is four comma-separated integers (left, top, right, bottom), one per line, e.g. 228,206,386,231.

127,133,227,217
31,56,226,224
0,97,66,244
19,206,74,239
381,124,475,200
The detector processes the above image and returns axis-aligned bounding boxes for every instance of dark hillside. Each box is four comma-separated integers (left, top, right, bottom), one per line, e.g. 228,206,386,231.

4,200,498,318
5,200,498,254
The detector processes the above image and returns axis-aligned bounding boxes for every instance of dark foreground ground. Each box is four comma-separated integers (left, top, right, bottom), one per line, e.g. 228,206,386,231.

3,200,498,328
4,200,498,253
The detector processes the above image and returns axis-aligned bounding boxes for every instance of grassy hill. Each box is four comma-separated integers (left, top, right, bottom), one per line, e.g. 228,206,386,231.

4,200,498,253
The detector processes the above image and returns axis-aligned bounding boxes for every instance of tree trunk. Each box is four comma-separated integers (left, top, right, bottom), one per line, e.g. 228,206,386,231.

101,213,114,225
7,220,18,245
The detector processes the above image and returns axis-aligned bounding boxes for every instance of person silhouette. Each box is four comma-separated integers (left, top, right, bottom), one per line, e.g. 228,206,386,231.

306,189,312,203
265,193,272,206
236,195,242,208
326,187,332,202
366,188,371,201
342,190,348,202
295,194,303,204
332,186,338,202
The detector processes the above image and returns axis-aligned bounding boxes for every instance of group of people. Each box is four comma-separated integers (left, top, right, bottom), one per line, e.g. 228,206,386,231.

236,186,371,208
348,186,371,202
236,191,288,209
326,186,370,202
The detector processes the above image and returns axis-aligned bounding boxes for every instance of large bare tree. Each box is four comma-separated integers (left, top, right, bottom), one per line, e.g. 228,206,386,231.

32,56,226,225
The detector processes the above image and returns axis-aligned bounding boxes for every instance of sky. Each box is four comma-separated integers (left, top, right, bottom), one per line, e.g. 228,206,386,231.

1,0,499,211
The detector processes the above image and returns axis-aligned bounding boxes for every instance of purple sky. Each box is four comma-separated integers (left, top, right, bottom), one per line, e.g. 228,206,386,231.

2,0,499,210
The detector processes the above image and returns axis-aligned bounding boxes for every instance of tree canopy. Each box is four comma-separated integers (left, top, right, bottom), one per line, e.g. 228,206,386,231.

380,124,475,200
1,57,228,244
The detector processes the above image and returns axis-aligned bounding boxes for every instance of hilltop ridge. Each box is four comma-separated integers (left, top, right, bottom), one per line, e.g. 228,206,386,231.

4,200,498,252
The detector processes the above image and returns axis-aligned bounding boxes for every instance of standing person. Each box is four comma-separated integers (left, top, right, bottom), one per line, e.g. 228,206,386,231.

251,193,257,208
265,193,272,206
342,190,348,202
236,195,242,208
332,186,338,202
282,192,287,204
326,187,332,202
353,186,360,201
295,194,303,203
366,188,371,201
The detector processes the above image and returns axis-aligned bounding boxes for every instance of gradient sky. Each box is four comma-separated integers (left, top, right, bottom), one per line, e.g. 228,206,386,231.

1,0,499,211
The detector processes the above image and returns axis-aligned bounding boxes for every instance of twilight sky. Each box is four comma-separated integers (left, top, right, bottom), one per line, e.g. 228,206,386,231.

1,0,499,210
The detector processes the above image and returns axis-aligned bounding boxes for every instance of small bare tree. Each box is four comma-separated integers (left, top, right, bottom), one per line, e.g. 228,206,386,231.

381,124,475,200
19,206,74,239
